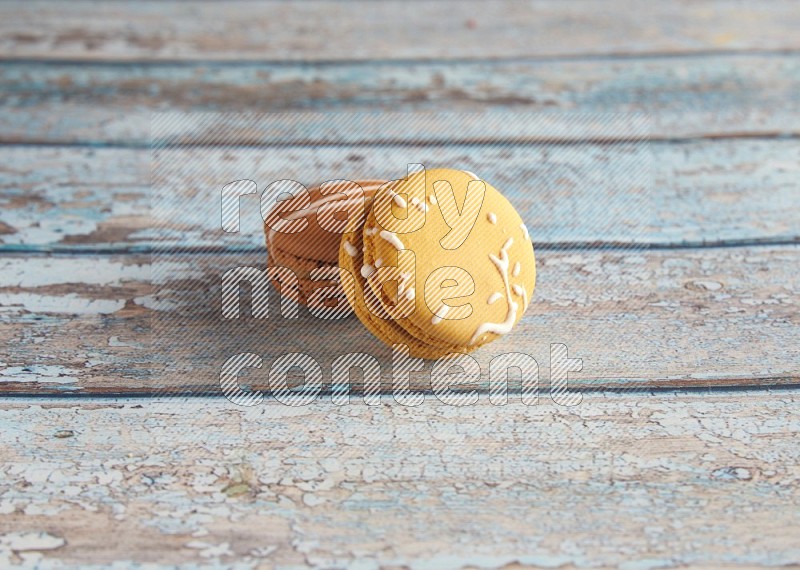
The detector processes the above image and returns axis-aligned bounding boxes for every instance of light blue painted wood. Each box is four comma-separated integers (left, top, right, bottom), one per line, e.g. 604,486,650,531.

3,1,799,62
0,54,799,144
1,390,798,565
1,245,797,394
1,139,798,252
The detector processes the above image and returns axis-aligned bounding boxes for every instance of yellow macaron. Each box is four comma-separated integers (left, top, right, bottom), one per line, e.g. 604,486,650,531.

339,168,535,358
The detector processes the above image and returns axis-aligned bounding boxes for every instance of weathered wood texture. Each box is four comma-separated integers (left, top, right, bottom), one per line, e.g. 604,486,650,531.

2,139,799,253
1,245,797,395
2,54,799,144
1,391,799,567
2,1,799,567
2,1,799,62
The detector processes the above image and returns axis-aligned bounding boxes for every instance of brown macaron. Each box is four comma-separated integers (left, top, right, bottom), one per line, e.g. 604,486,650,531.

264,180,386,309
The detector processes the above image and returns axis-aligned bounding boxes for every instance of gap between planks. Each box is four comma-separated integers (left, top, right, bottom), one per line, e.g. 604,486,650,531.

5,48,800,67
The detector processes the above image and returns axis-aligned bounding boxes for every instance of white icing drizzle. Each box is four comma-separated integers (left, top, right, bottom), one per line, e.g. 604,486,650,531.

431,304,450,325
365,226,379,236
283,193,362,221
487,292,503,305
469,238,518,344
463,170,479,179
374,258,383,268
512,261,521,277
520,223,529,241
487,212,497,224
360,264,375,278
343,240,358,257
380,230,405,250
513,283,528,310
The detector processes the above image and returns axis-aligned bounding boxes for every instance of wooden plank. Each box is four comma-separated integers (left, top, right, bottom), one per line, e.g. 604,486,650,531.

0,146,149,251
2,140,799,253
2,54,799,145
1,391,798,566
2,1,799,62
1,245,797,395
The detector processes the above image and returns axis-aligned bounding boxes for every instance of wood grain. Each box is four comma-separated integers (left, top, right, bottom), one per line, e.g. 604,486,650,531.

2,139,799,253
2,53,799,145
2,1,797,565
2,1,799,62
1,245,797,395
1,391,798,566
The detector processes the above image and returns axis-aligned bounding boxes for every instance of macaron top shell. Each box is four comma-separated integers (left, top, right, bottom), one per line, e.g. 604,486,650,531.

359,168,535,350
266,179,384,264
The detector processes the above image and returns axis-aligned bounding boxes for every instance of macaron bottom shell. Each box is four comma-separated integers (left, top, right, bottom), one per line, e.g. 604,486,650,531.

266,246,344,309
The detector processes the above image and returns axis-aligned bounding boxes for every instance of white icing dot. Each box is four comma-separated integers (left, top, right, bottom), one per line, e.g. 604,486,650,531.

431,304,450,325
487,292,503,305
380,230,405,250
374,258,383,268
512,261,521,277
343,240,358,257
405,288,415,301
487,212,497,224
360,264,375,278
388,189,407,209
397,271,412,295
410,196,428,213
429,195,437,205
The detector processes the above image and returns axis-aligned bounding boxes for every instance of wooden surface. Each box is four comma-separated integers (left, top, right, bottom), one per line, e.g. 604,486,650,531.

1,1,799,567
